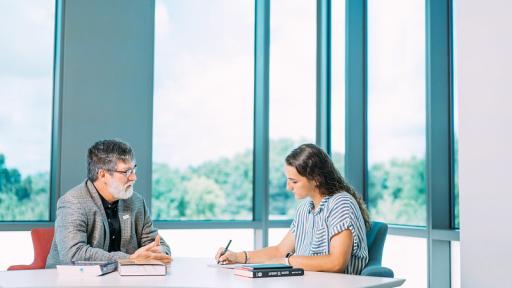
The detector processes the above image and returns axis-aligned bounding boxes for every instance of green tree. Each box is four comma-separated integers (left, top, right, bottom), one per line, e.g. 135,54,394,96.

150,140,428,226
151,139,349,221
368,156,426,225
182,176,226,219
268,138,300,218
191,150,253,219
0,153,49,220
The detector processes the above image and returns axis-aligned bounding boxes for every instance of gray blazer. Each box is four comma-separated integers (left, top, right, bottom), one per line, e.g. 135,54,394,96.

46,180,171,268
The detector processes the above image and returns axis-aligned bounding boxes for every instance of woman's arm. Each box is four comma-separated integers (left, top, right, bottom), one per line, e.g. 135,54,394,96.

286,229,353,272
216,231,295,264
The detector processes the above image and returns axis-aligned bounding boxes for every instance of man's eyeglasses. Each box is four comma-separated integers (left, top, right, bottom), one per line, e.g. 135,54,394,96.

108,165,137,178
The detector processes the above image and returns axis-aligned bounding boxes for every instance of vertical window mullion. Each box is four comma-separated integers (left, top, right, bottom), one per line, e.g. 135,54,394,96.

253,0,270,249
345,0,367,199
50,0,65,222
316,0,332,154
426,0,453,287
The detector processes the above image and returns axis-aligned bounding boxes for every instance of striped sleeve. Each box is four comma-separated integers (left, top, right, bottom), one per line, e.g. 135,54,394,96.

290,218,297,234
326,194,361,253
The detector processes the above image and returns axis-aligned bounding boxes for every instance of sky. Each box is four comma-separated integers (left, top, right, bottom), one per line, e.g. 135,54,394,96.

331,0,346,159
0,0,54,175
268,0,316,145
153,0,254,170
0,0,429,175
367,0,426,165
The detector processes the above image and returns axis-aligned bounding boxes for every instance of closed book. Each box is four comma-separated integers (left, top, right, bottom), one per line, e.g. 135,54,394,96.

118,259,167,276
234,267,304,278
241,264,292,270
56,261,117,276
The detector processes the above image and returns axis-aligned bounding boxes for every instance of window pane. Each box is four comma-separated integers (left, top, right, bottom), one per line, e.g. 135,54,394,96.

269,228,289,246
152,0,254,220
0,1,54,221
383,235,427,288
269,0,316,220
0,231,33,271
331,0,346,175
367,0,426,226
451,241,460,288
158,229,254,257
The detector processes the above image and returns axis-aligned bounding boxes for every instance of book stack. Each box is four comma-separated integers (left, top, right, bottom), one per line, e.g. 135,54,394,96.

117,259,167,276
234,264,304,278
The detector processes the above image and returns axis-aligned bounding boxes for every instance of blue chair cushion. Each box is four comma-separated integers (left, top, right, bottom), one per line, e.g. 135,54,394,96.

361,265,394,278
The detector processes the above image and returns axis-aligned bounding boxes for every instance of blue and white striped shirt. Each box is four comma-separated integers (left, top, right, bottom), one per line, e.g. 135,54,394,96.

290,192,368,275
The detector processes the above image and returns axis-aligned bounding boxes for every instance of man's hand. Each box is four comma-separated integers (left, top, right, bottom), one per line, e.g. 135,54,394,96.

130,235,172,264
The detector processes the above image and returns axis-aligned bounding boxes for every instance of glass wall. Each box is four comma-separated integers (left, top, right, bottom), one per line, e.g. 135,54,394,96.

451,241,461,288
152,0,254,220
268,0,316,220
382,235,428,288
367,0,427,226
0,2,459,284
0,231,33,271
158,229,254,257
268,228,289,246
0,0,55,221
331,0,346,175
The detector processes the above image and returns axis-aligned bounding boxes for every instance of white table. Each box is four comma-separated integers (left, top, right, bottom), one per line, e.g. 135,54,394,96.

0,257,405,287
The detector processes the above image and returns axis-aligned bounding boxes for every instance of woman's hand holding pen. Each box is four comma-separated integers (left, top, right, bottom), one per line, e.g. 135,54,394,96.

215,248,243,264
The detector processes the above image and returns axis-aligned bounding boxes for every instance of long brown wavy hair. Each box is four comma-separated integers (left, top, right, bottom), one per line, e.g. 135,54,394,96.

285,143,371,230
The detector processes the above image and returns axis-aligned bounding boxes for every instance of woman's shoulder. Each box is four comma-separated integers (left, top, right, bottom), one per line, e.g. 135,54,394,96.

326,192,360,215
329,191,357,205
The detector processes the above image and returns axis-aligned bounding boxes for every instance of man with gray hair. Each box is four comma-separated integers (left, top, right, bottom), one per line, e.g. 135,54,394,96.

46,139,171,268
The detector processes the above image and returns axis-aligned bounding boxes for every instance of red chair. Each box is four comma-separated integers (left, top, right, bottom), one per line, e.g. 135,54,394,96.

7,227,55,270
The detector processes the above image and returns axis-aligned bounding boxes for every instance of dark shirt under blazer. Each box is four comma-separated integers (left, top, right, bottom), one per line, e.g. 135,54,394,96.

46,180,171,268
97,191,121,252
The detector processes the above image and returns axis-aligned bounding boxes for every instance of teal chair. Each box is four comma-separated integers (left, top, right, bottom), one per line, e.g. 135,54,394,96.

361,221,394,278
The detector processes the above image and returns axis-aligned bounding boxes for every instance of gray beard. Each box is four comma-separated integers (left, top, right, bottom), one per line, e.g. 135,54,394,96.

109,182,134,200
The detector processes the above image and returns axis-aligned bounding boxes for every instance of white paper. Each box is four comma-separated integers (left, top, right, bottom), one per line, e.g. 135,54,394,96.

207,263,246,269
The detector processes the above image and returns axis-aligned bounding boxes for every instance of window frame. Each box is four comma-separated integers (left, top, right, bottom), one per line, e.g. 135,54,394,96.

0,0,60,228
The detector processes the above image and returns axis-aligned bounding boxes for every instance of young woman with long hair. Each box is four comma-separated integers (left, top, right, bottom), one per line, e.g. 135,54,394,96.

215,144,371,274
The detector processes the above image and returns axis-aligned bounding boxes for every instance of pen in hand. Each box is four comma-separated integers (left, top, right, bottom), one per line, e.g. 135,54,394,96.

217,239,232,264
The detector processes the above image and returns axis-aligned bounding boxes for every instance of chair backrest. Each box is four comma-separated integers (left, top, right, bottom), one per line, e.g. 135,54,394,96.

31,227,55,268
7,227,54,271
366,221,388,267
361,221,394,278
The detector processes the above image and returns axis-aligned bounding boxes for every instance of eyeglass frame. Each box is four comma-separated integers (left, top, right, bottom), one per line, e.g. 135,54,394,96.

105,164,137,178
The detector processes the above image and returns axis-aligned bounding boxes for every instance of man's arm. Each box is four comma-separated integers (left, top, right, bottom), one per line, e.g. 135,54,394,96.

55,196,130,263
139,199,171,255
